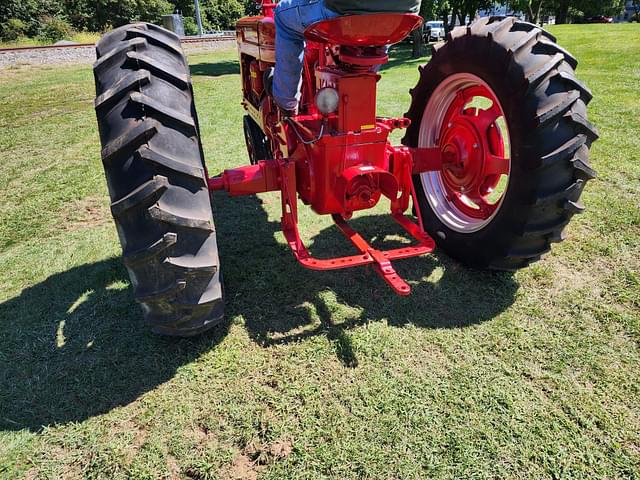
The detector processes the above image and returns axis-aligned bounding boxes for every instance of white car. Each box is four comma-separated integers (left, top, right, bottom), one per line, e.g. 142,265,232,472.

424,21,445,41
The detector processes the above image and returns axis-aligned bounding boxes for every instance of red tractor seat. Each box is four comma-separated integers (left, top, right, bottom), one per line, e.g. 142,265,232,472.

304,13,423,47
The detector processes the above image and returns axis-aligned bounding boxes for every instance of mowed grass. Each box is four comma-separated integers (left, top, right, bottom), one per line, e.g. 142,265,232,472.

0,32,103,49
0,23,638,479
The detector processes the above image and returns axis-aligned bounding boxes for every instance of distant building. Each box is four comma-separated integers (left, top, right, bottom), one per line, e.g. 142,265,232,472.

615,1,637,22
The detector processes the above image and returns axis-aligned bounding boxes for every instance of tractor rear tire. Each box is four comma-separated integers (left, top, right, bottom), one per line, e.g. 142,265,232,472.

93,22,224,336
243,115,272,165
403,17,598,271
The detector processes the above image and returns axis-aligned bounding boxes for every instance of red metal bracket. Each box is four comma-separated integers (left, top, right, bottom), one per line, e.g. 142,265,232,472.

207,147,438,296
408,147,442,173
208,160,280,196
278,156,434,295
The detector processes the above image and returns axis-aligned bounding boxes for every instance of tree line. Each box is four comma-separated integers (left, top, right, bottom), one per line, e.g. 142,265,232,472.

0,0,257,42
0,0,630,43
419,0,627,29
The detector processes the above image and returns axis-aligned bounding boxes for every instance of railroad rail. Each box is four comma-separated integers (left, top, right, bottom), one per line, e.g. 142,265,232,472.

0,35,235,54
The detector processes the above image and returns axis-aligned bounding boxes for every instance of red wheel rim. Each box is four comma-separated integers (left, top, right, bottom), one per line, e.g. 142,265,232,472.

418,74,511,233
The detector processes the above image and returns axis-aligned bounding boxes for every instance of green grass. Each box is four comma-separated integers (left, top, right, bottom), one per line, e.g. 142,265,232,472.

0,32,103,49
0,23,638,479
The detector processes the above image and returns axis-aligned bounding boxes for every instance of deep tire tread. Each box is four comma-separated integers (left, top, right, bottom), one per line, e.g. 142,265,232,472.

101,122,159,163
93,37,146,71
110,175,169,217
123,232,178,266
128,92,197,134
148,205,215,231
125,27,184,57
136,279,187,303
136,146,205,182
126,51,189,90
403,16,597,271
95,70,151,110
93,23,223,336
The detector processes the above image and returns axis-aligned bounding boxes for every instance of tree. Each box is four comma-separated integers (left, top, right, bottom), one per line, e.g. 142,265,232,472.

455,0,493,24
200,0,246,30
576,0,625,16
509,0,547,23
67,0,173,32
0,0,64,37
547,0,625,23
410,0,438,58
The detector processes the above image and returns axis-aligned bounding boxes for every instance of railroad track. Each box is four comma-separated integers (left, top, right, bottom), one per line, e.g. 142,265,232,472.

0,35,235,54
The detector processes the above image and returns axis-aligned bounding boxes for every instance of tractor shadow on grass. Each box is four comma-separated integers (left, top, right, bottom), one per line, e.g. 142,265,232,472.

0,193,517,431
0,258,229,432
189,60,240,77
215,194,519,369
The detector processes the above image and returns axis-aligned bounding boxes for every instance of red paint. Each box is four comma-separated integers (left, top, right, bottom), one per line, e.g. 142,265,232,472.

304,13,423,47
210,12,437,294
436,84,510,220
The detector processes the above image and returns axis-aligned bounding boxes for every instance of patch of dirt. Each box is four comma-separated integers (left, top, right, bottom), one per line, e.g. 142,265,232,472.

243,438,294,465
61,464,83,480
218,438,294,480
23,468,37,480
624,440,640,456
61,196,110,232
220,453,262,480
191,423,214,447
166,454,181,480
267,439,294,459
112,419,148,465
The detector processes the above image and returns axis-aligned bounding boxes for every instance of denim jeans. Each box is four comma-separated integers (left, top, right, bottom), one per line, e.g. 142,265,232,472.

273,0,339,111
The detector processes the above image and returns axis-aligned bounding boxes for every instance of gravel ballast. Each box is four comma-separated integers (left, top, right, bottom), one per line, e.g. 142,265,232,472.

0,40,235,69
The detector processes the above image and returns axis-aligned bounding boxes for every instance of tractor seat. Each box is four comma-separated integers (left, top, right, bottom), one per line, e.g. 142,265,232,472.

304,13,423,47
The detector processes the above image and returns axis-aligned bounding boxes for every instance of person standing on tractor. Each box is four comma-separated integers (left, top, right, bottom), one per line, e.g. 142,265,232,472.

273,0,422,115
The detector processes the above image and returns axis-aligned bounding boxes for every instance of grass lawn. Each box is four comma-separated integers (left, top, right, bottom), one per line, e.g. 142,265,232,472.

0,23,638,479
0,32,102,49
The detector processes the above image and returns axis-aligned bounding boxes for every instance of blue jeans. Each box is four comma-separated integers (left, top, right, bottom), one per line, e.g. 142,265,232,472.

273,0,339,111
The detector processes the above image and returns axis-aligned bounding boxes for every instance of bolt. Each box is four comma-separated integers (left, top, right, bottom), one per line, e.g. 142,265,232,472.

447,123,453,128
473,143,479,149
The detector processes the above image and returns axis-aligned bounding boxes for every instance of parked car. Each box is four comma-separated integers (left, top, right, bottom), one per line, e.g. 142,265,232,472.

586,15,614,23
424,21,445,41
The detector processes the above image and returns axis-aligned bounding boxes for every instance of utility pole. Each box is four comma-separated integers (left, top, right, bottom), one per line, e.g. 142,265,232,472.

194,0,203,36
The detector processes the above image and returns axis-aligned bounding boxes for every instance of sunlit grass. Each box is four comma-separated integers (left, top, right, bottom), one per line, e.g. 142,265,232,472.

0,23,638,480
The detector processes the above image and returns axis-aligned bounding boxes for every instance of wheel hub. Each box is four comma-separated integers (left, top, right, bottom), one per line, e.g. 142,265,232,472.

440,118,483,189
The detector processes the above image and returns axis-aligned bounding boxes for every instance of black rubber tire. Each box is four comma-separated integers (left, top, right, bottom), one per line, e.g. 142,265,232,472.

403,16,598,271
243,115,272,165
93,22,224,336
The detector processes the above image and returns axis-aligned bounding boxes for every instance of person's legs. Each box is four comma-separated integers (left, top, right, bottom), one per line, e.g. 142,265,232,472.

273,0,338,112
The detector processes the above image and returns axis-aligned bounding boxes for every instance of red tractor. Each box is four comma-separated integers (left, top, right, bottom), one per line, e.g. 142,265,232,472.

92,5,597,335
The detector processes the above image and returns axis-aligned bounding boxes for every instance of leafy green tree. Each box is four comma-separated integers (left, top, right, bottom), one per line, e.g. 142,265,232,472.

0,0,64,37
509,0,546,23
0,18,27,41
526,0,626,23
576,0,625,16
201,0,246,30
63,0,172,32
38,15,73,42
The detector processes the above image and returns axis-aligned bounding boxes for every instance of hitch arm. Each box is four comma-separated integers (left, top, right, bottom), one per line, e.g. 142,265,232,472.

208,160,280,196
